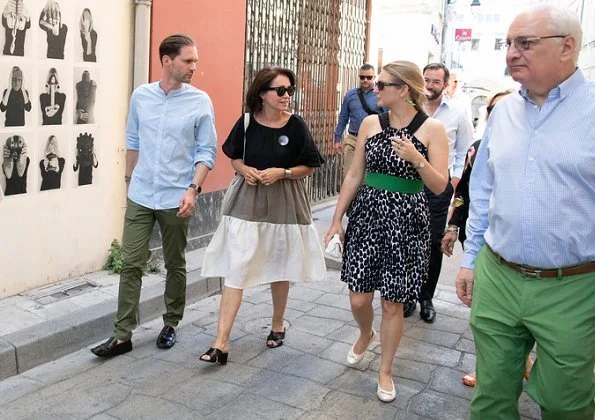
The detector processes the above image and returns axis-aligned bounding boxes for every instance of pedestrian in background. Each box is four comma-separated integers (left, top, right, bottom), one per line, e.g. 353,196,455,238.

200,66,326,365
333,64,382,179
456,5,594,419
325,60,448,402
91,34,217,358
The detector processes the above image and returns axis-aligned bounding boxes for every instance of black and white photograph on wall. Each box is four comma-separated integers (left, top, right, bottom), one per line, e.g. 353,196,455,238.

2,133,30,195
39,133,66,190
74,68,96,124
1,0,30,56
72,129,97,186
39,66,67,125
38,0,67,60
1,64,32,127
79,7,96,62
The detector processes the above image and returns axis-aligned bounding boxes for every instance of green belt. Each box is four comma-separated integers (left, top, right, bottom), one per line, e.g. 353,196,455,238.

364,171,423,194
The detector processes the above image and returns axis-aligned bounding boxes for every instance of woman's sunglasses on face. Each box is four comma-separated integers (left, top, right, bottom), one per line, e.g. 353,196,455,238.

359,75,374,80
264,86,296,97
375,80,403,90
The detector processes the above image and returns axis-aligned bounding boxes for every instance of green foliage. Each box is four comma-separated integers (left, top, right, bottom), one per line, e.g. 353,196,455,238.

103,239,163,275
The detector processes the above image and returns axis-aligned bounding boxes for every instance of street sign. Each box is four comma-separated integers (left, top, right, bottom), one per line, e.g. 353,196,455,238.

455,28,472,42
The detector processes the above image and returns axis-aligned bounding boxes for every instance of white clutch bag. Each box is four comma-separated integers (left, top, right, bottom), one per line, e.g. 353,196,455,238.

324,234,343,260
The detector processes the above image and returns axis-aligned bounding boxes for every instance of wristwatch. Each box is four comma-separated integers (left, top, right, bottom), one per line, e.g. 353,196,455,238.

188,183,201,194
284,168,292,179
415,161,426,169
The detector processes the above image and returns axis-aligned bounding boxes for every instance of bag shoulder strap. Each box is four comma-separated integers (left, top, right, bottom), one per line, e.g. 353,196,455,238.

357,89,379,115
378,112,390,131
243,113,250,161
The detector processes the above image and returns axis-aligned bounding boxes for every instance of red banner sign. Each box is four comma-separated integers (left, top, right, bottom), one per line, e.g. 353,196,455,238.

455,28,472,42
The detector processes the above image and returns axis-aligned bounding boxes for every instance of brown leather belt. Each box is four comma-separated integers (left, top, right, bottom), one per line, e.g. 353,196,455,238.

487,245,595,279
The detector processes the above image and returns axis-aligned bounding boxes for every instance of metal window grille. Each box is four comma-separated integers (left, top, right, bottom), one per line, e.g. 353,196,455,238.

244,0,368,203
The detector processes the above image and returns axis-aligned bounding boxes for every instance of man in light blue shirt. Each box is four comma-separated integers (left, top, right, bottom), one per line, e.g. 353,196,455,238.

92,34,217,358
334,64,382,178
456,6,595,419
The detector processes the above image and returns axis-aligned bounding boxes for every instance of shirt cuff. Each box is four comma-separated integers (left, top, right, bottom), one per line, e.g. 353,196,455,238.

334,136,342,143
461,252,476,269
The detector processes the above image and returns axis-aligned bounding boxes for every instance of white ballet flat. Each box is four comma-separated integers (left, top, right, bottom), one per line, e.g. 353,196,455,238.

377,378,396,403
346,328,376,365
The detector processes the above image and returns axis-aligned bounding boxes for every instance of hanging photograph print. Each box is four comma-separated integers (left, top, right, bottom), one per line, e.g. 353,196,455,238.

74,68,96,124
39,133,65,190
39,66,66,125
2,133,30,195
38,0,67,60
73,131,97,186
2,0,30,56
1,65,31,127
79,7,96,62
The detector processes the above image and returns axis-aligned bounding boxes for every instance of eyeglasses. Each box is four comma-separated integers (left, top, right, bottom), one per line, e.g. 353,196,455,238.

504,35,567,52
375,80,403,90
264,86,296,97
359,75,374,81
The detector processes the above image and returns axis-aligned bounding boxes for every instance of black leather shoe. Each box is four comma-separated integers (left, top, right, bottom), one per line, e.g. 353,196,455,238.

420,299,436,323
156,326,176,349
403,301,416,318
90,337,132,358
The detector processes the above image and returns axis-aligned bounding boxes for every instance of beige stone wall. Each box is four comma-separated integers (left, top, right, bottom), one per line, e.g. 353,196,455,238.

0,0,134,297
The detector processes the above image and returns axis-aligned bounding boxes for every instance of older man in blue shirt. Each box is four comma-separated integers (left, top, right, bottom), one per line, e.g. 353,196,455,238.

456,6,595,419
334,64,382,178
92,34,217,358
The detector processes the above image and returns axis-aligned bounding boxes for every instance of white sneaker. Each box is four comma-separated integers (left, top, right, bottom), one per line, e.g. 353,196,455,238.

324,234,343,261
346,328,376,365
377,378,396,403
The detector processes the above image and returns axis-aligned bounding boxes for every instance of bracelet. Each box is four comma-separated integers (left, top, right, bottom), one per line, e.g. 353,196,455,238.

444,226,458,233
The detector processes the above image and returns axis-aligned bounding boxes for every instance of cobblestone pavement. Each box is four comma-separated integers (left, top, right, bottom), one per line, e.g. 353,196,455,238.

0,269,540,420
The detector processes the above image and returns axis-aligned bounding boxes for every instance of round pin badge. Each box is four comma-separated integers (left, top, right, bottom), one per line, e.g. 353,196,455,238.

278,135,289,146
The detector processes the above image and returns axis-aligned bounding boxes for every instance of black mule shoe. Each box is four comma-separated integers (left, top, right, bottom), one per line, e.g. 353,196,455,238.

266,328,286,348
199,347,228,365
90,337,132,358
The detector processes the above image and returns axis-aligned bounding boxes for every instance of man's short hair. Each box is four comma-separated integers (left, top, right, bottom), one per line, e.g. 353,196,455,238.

423,63,450,83
159,34,195,64
360,64,375,72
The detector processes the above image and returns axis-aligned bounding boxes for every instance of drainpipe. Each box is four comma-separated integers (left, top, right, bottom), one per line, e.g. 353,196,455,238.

133,0,152,89
364,0,373,63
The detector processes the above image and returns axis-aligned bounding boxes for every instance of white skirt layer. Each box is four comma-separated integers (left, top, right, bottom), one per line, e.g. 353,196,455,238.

201,215,327,289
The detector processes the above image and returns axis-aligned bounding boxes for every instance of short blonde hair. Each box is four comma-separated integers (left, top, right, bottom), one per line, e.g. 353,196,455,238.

382,61,427,114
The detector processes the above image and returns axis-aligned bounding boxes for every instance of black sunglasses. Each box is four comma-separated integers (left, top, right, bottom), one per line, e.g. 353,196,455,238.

375,80,403,90
264,85,296,97
486,104,494,114
359,75,374,80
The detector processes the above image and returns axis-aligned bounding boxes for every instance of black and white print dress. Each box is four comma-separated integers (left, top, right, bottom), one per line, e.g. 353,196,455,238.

341,112,431,303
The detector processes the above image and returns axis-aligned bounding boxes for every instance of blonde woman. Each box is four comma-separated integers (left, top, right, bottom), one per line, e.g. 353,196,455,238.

325,61,448,402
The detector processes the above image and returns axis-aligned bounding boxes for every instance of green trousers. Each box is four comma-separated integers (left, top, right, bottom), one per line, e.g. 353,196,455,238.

113,199,190,341
470,245,595,420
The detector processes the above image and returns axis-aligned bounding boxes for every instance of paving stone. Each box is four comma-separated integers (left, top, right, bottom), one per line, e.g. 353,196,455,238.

306,305,354,322
404,326,462,348
285,298,317,313
206,393,303,419
412,314,469,334
455,338,475,354
457,352,476,374
108,393,200,420
246,344,304,371
395,337,462,367
288,285,327,302
254,372,331,411
318,341,374,371
429,367,474,400
369,357,437,384
301,278,347,295
519,391,541,419
434,289,464,305
326,323,363,345
161,376,244,415
0,375,43,406
327,368,379,398
409,390,471,419
89,414,120,420
0,305,44,336
291,315,344,338
0,338,16,380
432,299,471,320
243,290,273,305
46,382,133,419
115,357,193,397
202,320,248,342
303,390,399,419
20,348,100,386
282,354,347,385
196,362,270,389
283,329,333,356
462,326,474,340
225,334,267,364
313,293,353,311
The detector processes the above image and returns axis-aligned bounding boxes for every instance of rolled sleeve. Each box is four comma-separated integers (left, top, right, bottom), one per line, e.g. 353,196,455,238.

452,113,474,178
193,106,217,169
125,92,140,151
334,92,351,142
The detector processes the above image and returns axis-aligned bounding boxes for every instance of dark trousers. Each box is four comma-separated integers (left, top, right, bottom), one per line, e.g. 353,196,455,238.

420,182,454,301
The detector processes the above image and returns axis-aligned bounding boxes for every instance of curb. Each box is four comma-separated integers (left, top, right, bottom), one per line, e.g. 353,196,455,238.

0,272,222,380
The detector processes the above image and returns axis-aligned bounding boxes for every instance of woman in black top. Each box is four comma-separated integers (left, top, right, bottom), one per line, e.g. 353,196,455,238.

201,66,325,365
40,67,66,125
2,135,29,195
39,135,65,190
79,8,97,62
39,0,67,59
